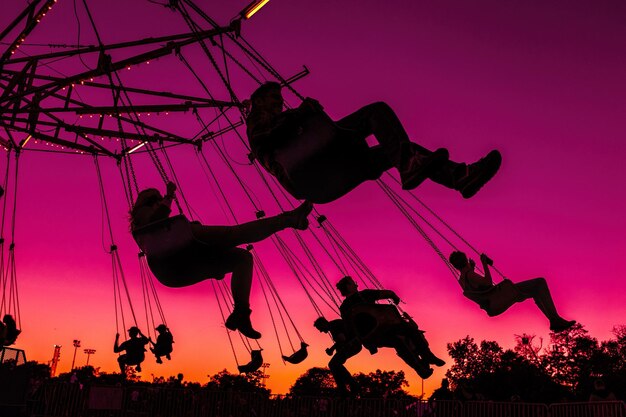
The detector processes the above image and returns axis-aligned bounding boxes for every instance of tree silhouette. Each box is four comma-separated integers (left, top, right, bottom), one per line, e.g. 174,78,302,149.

514,333,542,364
289,367,337,397
446,336,504,383
353,370,410,398
206,369,270,396
289,367,411,398
445,324,626,402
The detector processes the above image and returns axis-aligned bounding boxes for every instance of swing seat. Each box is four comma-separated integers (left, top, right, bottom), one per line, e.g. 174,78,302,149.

132,215,225,287
342,304,407,352
238,349,263,373
282,342,309,364
463,279,522,317
152,343,173,356
2,328,20,346
271,111,392,204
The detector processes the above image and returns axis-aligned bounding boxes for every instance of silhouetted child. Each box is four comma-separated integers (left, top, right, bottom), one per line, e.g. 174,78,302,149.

114,327,149,375
336,276,445,379
449,251,576,332
2,314,21,346
314,317,362,397
246,82,501,203
130,181,313,339
150,324,173,364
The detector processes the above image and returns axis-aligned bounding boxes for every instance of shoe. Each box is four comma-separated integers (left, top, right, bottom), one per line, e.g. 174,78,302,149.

225,308,262,339
166,354,171,360
289,201,313,230
456,150,502,199
427,353,446,367
135,365,142,372
550,319,576,332
400,148,449,190
416,366,434,379
156,357,163,364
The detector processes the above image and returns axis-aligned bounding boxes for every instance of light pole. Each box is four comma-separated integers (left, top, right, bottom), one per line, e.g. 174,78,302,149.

260,362,270,387
84,349,96,366
71,340,81,371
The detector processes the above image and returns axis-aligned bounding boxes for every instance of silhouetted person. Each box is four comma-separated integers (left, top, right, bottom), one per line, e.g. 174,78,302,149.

0,320,6,346
130,182,313,339
449,251,576,332
589,378,617,402
429,378,455,416
430,378,454,402
314,317,362,397
2,314,21,346
114,327,149,375
246,82,501,203
150,324,173,364
336,276,445,379
454,379,486,402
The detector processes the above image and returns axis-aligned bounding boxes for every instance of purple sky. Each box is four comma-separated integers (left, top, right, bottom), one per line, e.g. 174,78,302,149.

1,0,625,395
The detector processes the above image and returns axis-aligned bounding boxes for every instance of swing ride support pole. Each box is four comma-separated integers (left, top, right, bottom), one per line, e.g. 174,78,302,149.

0,0,57,65
0,24,238,105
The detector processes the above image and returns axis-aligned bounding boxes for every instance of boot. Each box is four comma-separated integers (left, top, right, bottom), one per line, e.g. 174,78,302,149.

425,352,446,367
455,150,502,198
225,307,262,339
414,361,434,379
549,318,576,332
400,147,449,190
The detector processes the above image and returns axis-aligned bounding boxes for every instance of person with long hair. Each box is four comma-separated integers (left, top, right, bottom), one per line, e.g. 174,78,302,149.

130,182,313,339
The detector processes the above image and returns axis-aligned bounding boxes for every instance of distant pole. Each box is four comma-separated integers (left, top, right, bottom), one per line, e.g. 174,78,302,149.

84,349,96,366
71,340,81,370
50,345,61,377
260,363,270,387
421,377,424,398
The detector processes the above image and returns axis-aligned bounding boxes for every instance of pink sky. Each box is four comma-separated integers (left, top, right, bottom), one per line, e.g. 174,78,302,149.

2,0,625,396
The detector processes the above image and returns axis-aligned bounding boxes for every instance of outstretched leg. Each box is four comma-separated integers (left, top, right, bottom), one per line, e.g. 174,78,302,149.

191,201,313,248
336,102,449,190
336,102,500,195
515,278,575,331
393,336,434,379
409,143,502,198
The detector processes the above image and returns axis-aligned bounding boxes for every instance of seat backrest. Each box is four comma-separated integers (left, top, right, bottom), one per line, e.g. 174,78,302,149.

273,111,339,172
282,342,309,364
132,215,196,258
463,280,521,317
272,111,381,204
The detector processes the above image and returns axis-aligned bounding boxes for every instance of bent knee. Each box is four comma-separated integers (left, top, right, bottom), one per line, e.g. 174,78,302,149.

237,249,254,265
533,277,547,286
368,101,393,114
